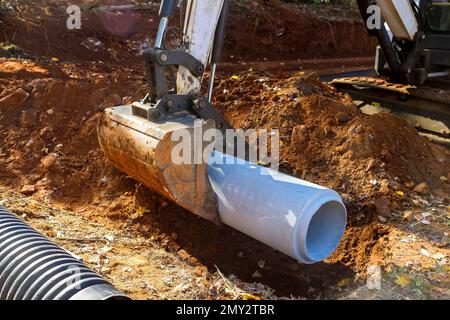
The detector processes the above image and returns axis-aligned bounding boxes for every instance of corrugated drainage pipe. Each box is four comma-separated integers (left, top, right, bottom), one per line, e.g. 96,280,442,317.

207,151,348,264
0,205,128,300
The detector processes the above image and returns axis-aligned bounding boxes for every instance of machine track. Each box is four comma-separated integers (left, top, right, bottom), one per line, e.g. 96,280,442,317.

329,76,450,143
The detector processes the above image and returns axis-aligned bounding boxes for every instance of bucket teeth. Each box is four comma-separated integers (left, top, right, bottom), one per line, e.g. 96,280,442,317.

330,77,416,95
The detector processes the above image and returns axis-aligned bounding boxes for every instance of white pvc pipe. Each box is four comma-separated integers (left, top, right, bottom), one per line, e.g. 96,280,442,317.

207,151,347,264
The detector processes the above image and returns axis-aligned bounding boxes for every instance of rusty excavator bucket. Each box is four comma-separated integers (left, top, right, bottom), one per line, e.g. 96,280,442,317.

97,106,219,222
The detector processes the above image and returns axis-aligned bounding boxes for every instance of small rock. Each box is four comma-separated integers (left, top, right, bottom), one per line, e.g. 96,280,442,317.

354,124,364,134
335,112,351,124
431,252,446,260
404,181,416,189
421,212,432,220
80,37,105,52
365,159,376,172
402,210,415,222
122,266,133,273
127,255,148,267
100,176,108,186
413,182,430,194
257,260,266,269
347,126,356,135
177,249,191,261
98,245,112,255
40,153,58,169
122,96,134,105
20,184,36,195
432,189,446,199
420,248,431,257
0,88,29,112
19,109,38,128
374,196,391,217
336,278,351,288
73,171,90,180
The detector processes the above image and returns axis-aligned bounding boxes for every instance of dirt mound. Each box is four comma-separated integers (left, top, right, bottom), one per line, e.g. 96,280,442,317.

215,71,450,202
214,71,450,273
0,61,148,211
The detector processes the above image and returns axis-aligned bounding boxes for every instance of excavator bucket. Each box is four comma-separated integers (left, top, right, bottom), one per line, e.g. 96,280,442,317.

97,104,219,222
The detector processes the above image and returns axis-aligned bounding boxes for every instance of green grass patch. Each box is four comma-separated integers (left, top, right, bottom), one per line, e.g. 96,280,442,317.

0,42,31,58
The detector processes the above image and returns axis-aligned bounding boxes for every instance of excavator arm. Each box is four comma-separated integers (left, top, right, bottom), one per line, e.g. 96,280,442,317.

356,0,450,84
97,0,231,222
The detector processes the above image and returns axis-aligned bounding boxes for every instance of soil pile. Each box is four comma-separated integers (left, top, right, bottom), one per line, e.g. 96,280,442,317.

0,0,448,301
215,71,450,204
215,71,450,270
1,60,449,297
0,60,149,211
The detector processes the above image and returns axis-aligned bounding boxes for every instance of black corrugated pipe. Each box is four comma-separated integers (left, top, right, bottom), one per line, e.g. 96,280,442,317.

0,205,129,300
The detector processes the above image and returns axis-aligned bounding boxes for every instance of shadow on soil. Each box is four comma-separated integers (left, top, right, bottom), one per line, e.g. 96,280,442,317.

132,198,355,299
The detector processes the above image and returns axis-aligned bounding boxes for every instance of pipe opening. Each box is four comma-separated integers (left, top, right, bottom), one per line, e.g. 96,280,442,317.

305,201,347,262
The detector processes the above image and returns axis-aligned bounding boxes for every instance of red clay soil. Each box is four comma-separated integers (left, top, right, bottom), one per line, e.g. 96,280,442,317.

0,60,346,298
1,0,447,299
1,59,449,297
214,70,450,273
215,72,450,197
224,0,375,60
0,0,375,63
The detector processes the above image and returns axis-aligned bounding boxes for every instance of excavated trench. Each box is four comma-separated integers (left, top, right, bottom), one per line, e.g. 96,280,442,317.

2,60,449,298
1,0,449,299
